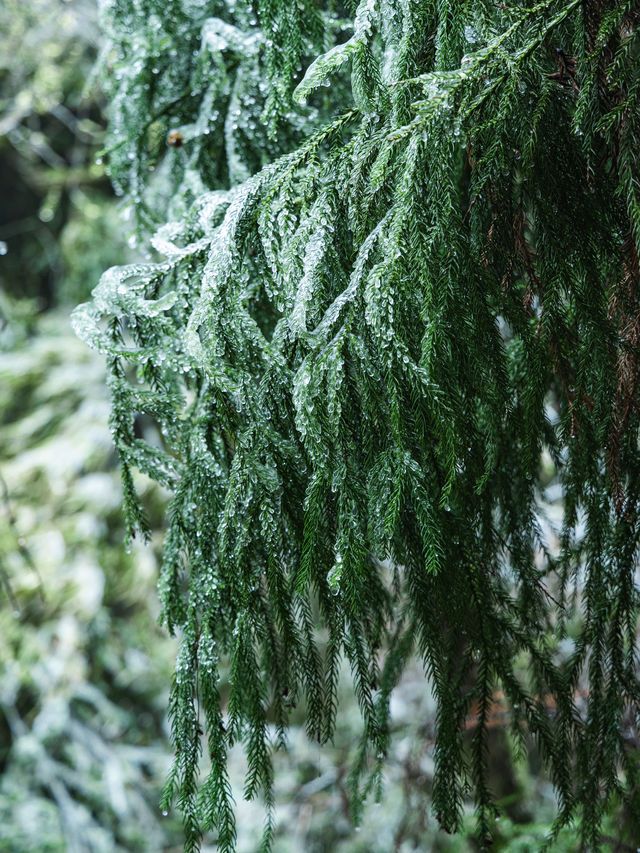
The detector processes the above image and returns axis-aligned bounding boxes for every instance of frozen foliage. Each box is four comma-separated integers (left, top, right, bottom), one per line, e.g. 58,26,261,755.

76,1,640,850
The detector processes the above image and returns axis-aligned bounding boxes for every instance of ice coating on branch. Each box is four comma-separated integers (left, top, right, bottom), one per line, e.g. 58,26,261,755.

77,0,640,849
293,0,376,103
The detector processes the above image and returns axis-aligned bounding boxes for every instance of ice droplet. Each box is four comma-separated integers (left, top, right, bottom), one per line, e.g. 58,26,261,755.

464,25,479,44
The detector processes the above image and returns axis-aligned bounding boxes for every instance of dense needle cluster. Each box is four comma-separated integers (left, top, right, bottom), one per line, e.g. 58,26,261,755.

74,1,640,849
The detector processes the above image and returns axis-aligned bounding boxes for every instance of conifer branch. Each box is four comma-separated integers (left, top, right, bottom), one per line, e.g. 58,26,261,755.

75,0,640,849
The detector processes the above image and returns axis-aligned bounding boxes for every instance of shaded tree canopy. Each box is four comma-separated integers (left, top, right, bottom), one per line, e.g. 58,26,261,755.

75,1,640,850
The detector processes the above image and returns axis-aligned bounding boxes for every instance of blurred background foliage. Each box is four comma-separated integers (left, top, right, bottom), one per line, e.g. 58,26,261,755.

0,0,127,309
0,1,634,851
0,316,184,852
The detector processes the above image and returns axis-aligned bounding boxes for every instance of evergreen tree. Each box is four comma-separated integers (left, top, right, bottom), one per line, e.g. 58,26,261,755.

74,1,640,849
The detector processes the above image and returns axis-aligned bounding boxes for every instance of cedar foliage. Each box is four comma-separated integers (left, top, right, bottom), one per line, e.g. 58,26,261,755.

74,0,640,849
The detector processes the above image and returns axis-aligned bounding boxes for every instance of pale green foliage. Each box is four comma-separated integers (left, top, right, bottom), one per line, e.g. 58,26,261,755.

76,1,640,851
0,315,180,853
